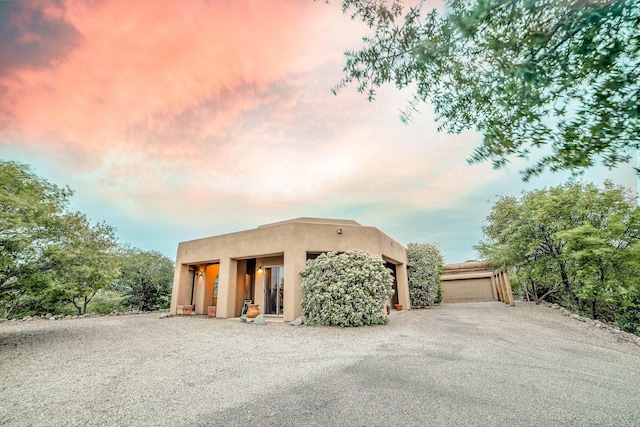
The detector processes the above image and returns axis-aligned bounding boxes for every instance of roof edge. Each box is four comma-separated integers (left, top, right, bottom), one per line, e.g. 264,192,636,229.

257,217,361,228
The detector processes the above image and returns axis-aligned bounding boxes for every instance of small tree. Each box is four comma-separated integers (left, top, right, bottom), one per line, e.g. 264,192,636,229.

53,214,120,315
117,247,174,311
300,249,394,327
407,243,443,308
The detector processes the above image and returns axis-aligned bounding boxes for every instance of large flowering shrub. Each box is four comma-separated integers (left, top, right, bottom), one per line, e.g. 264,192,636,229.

300,249,394,327
407,243,443,308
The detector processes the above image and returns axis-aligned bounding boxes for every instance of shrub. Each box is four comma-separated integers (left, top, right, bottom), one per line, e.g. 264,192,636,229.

407,243,443,308
87,291,128,314
300,249,394,327
615,287,640,335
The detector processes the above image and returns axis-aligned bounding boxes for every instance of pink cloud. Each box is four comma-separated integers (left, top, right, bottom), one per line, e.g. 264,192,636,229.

0,0,343,168
1,0,503,235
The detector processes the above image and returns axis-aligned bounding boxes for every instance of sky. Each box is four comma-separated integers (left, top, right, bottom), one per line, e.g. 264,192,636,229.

1,0,636,264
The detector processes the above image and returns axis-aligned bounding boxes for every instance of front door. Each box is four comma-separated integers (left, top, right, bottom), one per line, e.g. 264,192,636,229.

264,266,284,315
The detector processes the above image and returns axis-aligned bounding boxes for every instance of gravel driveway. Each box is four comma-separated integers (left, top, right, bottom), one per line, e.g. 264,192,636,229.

1,302,639,426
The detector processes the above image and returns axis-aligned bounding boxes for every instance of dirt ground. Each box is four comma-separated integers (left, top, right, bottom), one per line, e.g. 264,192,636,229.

1,302,639,426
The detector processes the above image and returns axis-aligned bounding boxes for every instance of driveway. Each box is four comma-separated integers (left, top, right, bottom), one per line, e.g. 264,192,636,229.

1,302,638,426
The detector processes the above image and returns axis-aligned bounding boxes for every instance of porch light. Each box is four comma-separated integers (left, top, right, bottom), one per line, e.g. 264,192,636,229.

258,265,263,273
198,267,205,277
337,228,343,234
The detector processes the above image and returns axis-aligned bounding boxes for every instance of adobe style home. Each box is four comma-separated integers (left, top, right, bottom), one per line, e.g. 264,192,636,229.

169,218,411,321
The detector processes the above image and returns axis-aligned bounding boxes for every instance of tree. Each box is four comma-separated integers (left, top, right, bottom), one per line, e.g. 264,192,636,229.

116,247,174,311
406,242,443,308
558,209,640,319
476,180,640,324
53,214,121,315
336,0,640,179
0,161,73,317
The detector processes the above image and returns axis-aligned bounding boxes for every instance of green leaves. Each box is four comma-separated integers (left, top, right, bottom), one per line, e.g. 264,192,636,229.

0,160,173,318
476,180,640,328
407,242,443,308
0,162,75,316
300,249,394,327
52,214,120,315
337,0,640,178
116,247,174,311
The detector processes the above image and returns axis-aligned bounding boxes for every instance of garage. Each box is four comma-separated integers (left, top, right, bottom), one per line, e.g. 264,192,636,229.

440,262,513,304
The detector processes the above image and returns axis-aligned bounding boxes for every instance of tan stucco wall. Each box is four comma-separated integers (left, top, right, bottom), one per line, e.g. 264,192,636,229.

170,218,410,321
441,277,495,302
440,262,497,303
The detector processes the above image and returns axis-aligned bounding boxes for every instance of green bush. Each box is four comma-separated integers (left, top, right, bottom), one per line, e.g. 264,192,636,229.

407,243,443,308
87,291,128,314
300,249,394,327
615,288,640,335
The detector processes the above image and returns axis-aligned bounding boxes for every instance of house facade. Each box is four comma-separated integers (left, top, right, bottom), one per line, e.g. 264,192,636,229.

169,218,410,321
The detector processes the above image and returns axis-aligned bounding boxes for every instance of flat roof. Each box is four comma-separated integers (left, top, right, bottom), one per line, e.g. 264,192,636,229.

257,217,361,228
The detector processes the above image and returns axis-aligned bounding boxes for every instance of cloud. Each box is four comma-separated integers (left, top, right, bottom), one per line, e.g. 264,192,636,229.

0,0,342,167
0,0,81,72
4,0,632,264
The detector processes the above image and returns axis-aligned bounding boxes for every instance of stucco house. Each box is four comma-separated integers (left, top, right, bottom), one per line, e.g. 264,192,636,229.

169,218,411,322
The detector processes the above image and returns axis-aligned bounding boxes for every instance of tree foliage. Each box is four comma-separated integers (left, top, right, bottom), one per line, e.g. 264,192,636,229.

0,161,73,317
116,247,174,311
476,181,640,330
0,160,173,318
300,249,394,326
336,0,640,178
52,214,120,315
407,242,443,308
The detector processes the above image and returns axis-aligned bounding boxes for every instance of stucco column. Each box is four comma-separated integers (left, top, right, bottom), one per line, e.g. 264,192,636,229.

194,272,207,314
216,257,238,318
395,263,410,309
492,273,503,302
284,250,306,322
169,264,190,315
503,271,515,306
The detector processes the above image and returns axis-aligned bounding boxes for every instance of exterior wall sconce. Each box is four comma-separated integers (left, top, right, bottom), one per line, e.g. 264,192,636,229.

258,265,263,272
198,267,204,277
337,228,343,234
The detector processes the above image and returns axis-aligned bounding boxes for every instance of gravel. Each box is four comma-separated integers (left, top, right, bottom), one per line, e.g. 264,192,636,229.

1,302,639,426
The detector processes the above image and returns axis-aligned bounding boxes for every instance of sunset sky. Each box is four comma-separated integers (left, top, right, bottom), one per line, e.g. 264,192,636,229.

1,0,636,263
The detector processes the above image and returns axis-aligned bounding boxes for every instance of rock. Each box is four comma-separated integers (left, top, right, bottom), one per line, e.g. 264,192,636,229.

611,329,621,334
45,313,52,318
552,304,560,309
22,316,32,321
0,319,6,323
253,314,266,325
49,317,56,321
159,313,172,319
290,316,304,326
72,315,78,319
